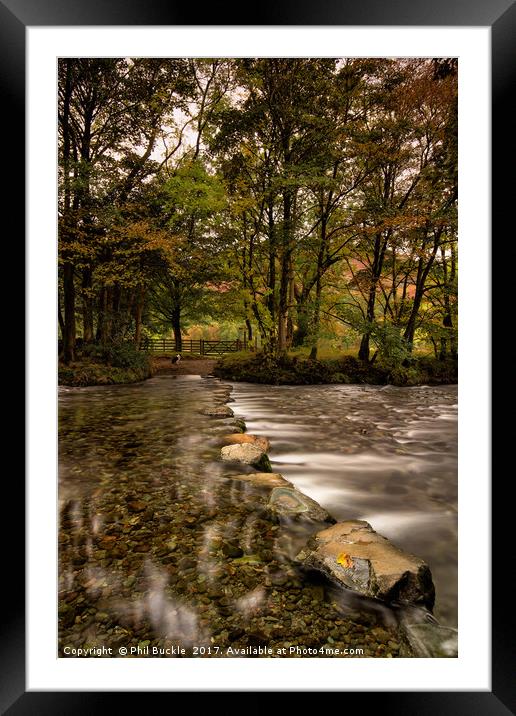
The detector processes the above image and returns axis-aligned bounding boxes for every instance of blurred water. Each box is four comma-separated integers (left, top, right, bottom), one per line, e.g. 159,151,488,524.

230,383,458,627
58,376,457,657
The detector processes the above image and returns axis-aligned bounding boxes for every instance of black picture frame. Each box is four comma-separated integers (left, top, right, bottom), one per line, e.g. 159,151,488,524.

5,0,513,711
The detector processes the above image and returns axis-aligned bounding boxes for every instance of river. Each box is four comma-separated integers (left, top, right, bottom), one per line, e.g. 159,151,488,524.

58,376,457,658
230,382,458,627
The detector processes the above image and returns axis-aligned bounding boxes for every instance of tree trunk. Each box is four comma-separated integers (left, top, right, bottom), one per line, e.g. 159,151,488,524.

172,306,182,352
81,266,94,343
277,189,293,354
98,286,113,346
96,286,105,342
358,233,388,362
309,276,323,360
277,251,289,353
309,216,327,360
293,294,310,347
134,285,145,347
403,231,441,348
358,332,370,362
245,319,253,342
58,296,65,339
60,61,76,364
266,200,276,339
439,242,457,360
358,282,377,362
63,261,76,363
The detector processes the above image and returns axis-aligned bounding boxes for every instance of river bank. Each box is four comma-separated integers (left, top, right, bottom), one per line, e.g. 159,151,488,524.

58,353,215,386
214,352,458,387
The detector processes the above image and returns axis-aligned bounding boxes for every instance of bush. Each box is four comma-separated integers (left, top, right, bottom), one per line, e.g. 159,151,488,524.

59,342,152,386
216,352,354,385
79,341,149,370
214,350,457,386
102,342,149,370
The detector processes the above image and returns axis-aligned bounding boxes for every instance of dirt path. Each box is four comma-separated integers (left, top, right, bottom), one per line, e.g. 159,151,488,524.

151,356,217,376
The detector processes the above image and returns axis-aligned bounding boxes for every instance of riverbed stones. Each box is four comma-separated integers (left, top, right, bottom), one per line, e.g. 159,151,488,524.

222,542,244,558
127,500,147,513
220,444,272,472
222,433,270,452
59,379,422,660
202,405,234,418
296,520,435,609
267,487,335,524
229,473,292,489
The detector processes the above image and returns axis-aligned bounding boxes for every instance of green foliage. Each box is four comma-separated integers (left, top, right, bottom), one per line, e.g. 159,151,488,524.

58,352,152,387
59,58,457,372
163,161,227,222
79,342,150,371
370,324,412,368
214,351,456,386
214,352,333,385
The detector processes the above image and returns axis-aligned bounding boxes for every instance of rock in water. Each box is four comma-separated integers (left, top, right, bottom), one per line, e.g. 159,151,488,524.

267,487,335,524
228,472,292,489
220,443,272,471
400,621,458,658
222,433,271,452
202,405,234,418
296,520,435,609
232,418,247,432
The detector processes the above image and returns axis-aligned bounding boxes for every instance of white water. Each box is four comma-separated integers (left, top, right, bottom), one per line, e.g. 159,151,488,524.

230,383,458,627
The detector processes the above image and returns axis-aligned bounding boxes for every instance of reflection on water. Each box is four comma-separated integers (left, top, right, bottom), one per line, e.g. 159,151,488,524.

230,383,457,627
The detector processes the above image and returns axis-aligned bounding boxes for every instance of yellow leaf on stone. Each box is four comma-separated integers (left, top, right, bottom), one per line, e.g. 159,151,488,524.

336,552,354,569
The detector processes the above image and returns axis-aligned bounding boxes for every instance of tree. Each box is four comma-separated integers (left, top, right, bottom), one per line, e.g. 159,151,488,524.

58,58,193,361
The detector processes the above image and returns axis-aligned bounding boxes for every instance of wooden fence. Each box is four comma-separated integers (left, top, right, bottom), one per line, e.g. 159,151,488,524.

139,337,252,355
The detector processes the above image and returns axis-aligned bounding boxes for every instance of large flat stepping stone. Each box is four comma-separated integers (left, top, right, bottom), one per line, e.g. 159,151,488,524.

222,433,270,452
267,487,334,524
220,443,272,471
228,472,292,489
202,405,234,417
296,520,435,609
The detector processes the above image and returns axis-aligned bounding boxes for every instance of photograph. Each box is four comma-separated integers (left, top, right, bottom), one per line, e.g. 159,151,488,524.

57,56,459,660
10,4,507,706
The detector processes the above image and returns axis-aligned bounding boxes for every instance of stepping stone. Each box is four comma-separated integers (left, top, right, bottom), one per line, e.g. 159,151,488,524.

267,486,334,524
222,433,270,452
228,472,292,489
220,443,272,471
202,405,234,417
296,520,435,609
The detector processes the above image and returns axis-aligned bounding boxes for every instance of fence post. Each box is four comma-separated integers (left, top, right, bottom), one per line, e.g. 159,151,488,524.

200,339,204,356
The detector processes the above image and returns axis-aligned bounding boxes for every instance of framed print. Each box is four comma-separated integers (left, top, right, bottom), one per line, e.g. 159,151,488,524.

4,0,513,710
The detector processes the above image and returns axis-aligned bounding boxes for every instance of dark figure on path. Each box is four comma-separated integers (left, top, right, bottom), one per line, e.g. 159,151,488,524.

171,354,181,365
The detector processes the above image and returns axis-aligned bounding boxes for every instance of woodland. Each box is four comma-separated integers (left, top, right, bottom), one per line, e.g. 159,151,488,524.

58,58,457,384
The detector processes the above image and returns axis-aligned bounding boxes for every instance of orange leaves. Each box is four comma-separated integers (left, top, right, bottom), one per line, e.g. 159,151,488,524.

336,552,354,569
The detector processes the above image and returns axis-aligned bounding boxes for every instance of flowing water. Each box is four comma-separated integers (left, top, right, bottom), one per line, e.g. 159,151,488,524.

230,383,458,627
58,375,457,659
